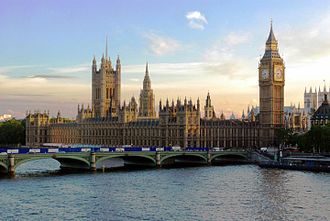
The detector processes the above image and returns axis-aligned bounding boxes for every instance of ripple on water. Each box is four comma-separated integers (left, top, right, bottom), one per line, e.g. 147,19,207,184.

1,161,330,220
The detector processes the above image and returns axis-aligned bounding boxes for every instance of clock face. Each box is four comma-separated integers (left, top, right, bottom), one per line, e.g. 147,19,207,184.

274,67,283,81
261,69,269,80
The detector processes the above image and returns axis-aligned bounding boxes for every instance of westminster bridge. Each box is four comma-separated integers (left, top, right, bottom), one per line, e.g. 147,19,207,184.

0,147,267,177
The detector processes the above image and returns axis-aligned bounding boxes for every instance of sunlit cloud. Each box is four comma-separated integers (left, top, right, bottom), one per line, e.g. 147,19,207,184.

48,65,89,74
0,65,43,74
186,11,208,30
271,13,330,105
144,32,181,55
27,74,76,80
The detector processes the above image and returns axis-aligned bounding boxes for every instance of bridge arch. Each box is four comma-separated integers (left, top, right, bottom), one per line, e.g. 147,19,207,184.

53,156,90,170
160,153,208,165
96,155,156,168
210,153,248,161
14,156,90,170
0,162,8,174
14,156,56,170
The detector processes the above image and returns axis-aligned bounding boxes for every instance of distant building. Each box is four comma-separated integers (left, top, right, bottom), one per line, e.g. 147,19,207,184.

304,84,330,128
246,105,307,133
311,94,330,126
283,104,307,132
26,23,287,148
0,114,13,122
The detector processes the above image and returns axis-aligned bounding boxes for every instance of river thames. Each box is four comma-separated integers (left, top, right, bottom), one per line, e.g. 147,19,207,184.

0,160,330,221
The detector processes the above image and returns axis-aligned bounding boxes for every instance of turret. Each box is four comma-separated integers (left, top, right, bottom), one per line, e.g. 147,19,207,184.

101,53,105,64
220,111,225,120
204,92,215,120
116,55,121,70
92,56,97,73
197,97,200,111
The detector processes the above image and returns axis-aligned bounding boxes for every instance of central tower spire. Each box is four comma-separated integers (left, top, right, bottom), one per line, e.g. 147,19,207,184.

105,35,108,59
143,62,151,90
139,62,156,118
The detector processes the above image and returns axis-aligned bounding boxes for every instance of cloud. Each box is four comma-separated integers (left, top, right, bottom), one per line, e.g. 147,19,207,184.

0,72,90,118
129,78,140,82
28,74,76,80
48,65,89,74
144,32,181,55
186,11,208,30
0,65,43,74
278,12,330,63
0,60,258,119
201,32,254,80
224,32,250,46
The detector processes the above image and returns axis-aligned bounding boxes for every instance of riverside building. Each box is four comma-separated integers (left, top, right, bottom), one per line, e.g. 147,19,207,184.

26,24,287,148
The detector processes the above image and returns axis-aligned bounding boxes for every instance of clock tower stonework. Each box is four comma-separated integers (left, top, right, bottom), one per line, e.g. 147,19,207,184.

259,23,285,145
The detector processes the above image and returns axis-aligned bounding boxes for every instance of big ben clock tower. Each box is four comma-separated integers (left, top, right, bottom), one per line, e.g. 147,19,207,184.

259,22,285,145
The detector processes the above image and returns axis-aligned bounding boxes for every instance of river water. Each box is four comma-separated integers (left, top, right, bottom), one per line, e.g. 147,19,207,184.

0,159,330,221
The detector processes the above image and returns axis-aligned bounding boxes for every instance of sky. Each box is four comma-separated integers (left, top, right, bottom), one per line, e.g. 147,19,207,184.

1,0,330,119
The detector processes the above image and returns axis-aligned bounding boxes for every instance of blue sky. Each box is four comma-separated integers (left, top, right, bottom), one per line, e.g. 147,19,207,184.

1,0,330,118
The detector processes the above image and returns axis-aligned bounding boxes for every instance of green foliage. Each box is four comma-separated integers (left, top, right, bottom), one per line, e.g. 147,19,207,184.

0,119,25,146
276,125,330,153
302,124,330,153
275,128,294,146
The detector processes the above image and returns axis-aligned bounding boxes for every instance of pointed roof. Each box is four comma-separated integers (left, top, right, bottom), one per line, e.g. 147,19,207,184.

261,20,281,60
266,21,277,43
116,55,120,64
311,94,330,120
145,62,149,75
143,62,151,90
206,92,211,106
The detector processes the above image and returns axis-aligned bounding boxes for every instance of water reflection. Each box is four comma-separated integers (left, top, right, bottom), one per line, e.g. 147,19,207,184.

15,158,61,176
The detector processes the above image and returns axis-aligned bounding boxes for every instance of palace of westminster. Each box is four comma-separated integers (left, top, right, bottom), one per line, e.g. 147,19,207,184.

26,24,326,148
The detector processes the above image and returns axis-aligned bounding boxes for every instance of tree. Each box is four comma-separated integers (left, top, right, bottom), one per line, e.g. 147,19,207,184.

275,128,295,147
0,119,25,146
298,124,330,153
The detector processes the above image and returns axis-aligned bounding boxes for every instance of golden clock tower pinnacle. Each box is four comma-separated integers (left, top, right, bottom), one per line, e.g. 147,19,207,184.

258,21,285,145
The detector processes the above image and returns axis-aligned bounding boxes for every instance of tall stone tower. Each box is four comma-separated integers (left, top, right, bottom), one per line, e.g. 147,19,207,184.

259,22,285,145
92,38,121,118
304,87,317,115
139,62,156,118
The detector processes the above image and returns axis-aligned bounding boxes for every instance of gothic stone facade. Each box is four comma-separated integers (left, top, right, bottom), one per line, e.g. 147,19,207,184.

26,25,285,148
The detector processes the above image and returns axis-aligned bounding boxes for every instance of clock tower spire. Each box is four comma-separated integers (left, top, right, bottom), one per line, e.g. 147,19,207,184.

258,21,285,146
